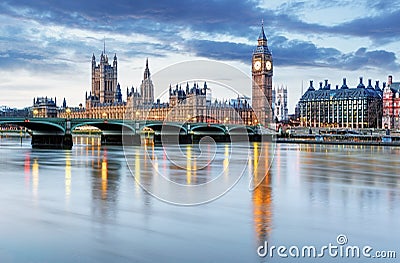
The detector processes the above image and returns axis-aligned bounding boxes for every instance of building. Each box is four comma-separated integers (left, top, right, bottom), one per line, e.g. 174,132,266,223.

272,85,288,122
298,78,382,129
61,25,270,126
87,50,118,106
140,58,154,105
0,106,30,118
252,23,273,127
382,75,400,129
32,97,58,118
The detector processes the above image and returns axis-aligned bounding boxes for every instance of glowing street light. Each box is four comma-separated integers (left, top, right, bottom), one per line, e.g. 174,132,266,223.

33,109,38,118
65,108,71,118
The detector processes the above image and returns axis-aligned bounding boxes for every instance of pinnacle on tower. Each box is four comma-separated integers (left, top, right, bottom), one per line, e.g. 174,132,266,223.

258,20,267,41
143,58,150,80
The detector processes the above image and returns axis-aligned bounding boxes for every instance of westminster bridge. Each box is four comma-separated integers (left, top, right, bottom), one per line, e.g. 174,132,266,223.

0,117,262,149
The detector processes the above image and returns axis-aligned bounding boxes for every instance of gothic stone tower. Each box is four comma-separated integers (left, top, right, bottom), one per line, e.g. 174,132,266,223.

140,58,154,105
252,23,273,127
91,51,118,104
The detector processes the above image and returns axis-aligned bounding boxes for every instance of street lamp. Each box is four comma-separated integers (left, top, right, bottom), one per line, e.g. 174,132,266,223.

65,108,71,119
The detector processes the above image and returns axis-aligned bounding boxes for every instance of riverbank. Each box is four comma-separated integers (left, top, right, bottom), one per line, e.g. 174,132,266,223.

276,138,400,146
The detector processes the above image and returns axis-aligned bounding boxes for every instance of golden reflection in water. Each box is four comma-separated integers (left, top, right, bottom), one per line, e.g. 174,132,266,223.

251,143,273,244
223,144,229,179
101,151,108,200
135,148,141,192
253,142,259,183
32,158,39,198
186,145,192,184
65,151,72,202
24,152,30,188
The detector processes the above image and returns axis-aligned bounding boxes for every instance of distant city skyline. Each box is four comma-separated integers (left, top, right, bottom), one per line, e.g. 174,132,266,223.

1,0,399,112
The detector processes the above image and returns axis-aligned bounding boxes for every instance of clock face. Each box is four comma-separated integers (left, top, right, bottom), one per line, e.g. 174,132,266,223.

266,61,272,71
253,60,261,71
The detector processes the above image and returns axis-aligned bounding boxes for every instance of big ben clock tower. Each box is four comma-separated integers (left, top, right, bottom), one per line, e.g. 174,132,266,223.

252,22,273,127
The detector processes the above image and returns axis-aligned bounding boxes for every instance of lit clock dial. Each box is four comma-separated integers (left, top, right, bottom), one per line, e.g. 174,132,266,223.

254,60,261,70
266,61,272,71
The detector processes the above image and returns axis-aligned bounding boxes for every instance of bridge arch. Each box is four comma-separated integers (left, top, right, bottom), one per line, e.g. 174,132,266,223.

71,121,135,133
190,124,227,134
227,126,256,135
0,120,65,134
142,122,188,134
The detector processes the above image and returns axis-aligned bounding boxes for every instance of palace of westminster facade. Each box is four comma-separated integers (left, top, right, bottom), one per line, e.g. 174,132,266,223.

59,25,278,127
44,23,397,130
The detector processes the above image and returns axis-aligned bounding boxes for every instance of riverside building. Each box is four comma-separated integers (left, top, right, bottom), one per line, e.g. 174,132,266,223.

382,75,400,129
298,78,383,129
60,25,274,126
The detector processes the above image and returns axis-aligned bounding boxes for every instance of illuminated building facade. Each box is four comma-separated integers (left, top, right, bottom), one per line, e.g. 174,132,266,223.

298,78,382,129
87,50,120,106
61,26,274,126
251,23,273,127
32,97,58,118
382,75,400,129
272,85,288,122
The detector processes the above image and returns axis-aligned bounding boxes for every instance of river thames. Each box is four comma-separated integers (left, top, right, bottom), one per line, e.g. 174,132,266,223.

0,137,399,262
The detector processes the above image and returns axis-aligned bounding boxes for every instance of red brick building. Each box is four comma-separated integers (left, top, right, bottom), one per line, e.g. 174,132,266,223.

383,75,400,129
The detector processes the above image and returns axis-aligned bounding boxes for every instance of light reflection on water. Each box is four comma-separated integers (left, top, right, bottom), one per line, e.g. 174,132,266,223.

0,137,398,262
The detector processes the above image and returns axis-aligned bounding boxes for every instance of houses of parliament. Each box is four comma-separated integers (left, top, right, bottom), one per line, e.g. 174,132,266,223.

59,25,276,127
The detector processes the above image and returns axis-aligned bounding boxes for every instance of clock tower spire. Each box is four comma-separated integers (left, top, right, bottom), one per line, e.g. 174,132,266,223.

252,21,273,127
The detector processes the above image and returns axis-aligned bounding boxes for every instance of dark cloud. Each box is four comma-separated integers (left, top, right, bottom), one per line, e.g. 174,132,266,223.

340,48,398,70
186,40,252,62
187,38,399,71
3,0,400,42
2,0,400,44
1,0,264,37
331,11,400,41
0,0,399,73
0,51,46,68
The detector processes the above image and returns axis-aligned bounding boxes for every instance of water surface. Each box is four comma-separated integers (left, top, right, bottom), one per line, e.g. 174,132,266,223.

0,137,398,262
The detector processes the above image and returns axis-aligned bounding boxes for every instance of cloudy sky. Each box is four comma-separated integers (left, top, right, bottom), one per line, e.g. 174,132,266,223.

1,0,399,112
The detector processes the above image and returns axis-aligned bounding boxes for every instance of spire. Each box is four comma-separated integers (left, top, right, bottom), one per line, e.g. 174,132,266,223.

143,58,150,80
258,19,267,41
255,20,270,54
